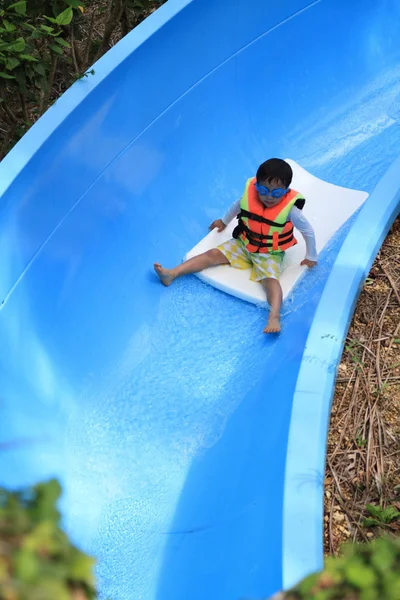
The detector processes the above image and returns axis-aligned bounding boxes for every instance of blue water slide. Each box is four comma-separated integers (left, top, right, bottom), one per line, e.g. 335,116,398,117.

0,0,400,598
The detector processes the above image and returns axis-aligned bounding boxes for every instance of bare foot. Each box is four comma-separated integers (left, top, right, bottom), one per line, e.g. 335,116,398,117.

154,263,177,286
264,315,281,334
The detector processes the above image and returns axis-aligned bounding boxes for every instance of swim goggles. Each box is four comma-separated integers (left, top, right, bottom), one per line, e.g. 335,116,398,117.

255,182,289,199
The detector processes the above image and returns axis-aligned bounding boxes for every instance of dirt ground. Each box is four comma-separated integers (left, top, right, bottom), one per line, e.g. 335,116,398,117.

324,217,400,554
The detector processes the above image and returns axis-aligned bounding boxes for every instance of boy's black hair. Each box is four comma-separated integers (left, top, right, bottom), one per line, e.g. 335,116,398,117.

256,158,293,188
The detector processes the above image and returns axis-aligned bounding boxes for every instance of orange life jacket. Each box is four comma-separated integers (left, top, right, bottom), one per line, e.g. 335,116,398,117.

232,177,304,254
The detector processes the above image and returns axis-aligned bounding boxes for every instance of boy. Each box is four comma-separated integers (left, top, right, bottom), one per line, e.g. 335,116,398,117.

154,158,317,334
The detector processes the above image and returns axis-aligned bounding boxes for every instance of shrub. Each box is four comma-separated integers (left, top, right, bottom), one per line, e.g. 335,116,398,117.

283,534,400,600
0,479,97,600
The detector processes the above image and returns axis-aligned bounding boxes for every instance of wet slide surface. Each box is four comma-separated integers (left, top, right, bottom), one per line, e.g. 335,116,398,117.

0,0,400,598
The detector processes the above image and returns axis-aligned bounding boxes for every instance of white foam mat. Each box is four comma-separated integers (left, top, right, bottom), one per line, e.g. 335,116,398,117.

185,159,369,305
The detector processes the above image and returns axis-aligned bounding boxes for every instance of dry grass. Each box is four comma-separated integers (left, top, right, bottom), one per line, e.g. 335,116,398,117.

324,217,400,554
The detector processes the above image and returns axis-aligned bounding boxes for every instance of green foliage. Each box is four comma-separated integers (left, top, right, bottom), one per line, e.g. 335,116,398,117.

74,67,95,81
362,503,400,528
0,0,81,116
355,428,367,449
344,339,364,369
284,535,400,600
0,0,166,157
0,479,97,600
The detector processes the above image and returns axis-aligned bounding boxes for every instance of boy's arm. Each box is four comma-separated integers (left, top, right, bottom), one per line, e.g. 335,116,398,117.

289,206,318,264
209,199,241,232
222,199,241,225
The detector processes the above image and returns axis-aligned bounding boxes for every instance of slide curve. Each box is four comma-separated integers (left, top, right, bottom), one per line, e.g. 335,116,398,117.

0,0,400,599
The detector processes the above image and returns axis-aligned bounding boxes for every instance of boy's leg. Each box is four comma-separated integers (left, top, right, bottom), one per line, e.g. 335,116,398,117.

261,278,283,334
154,249,230,286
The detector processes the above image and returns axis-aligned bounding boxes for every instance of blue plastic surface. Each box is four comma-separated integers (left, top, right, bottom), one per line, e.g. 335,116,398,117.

0,0,400,598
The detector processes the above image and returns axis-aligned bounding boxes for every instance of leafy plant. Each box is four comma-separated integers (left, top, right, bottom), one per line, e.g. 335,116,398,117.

0,0,166,158
355,428,367,449
284,534,400,600
0,479,98,599
362,503,400,528
0,0,81,126
345,339,364,369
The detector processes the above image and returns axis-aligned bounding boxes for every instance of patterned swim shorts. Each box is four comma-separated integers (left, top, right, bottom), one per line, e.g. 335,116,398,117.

217,238,284,282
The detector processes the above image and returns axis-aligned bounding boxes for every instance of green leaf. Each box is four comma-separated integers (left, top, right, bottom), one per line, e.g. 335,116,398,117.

362,517,381,528
366,504,383,519
23,520,59,554
14,68,26,89
2,19,16,32
40,24,54,33
25,65,35,79
371,538,395,573
28,480,61,525
21,22,36,31
345,560,377,589
68,550,96,583
35,76,48,91
55,7,73,26
381,506,400,523
8,0,27,15
33,62,46,76
35,577,71,600
19,54,38,62
6,57,20,70
7,37,25,53
55,37,70,48
0,71,15,79
67,0,85,8
382,570,400,600
14,549,40,582
360,588,380,600
365,504,400,524
45,16,57,25
49,43,63,55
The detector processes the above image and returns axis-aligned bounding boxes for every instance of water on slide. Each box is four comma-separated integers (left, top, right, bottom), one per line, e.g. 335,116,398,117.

0,0,400,599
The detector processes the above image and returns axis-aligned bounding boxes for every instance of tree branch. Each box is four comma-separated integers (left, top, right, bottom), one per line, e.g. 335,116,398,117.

39,53,58,116
70,28,80,77
83,9,96,69
1,101,18,124
19,92,30,123
120,6,130,37
93,0,124,62
73,39,83,71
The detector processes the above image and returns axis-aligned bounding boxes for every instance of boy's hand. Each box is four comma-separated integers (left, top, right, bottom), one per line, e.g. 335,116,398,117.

301,258,317,268
209,219,226,232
